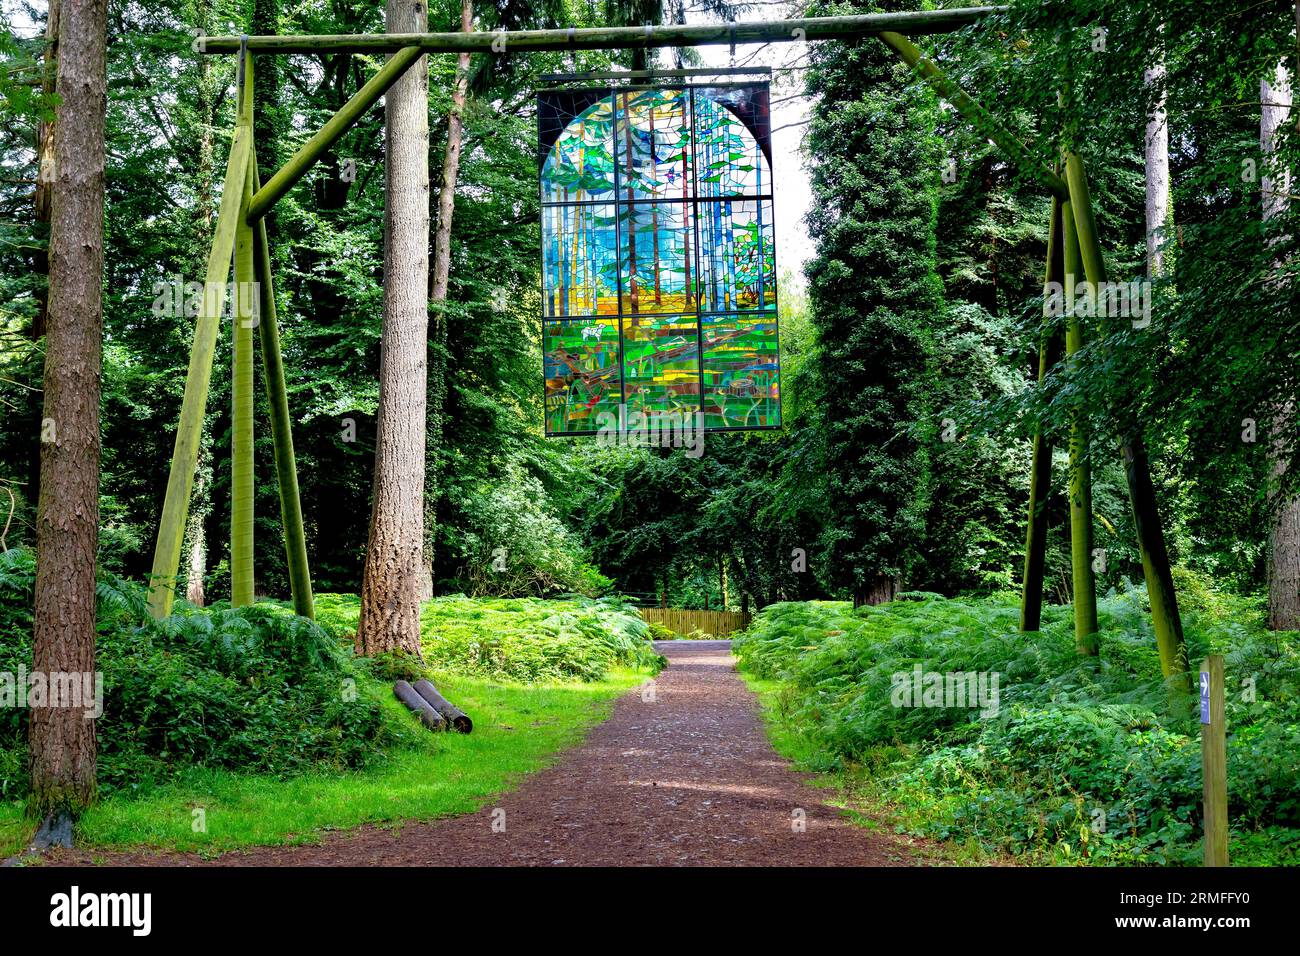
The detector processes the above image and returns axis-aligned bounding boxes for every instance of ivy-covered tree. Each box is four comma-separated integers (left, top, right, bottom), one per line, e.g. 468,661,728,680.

802,0,945,604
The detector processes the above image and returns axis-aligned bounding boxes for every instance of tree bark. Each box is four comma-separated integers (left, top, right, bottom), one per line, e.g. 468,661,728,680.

183,501,207,606
1262,63,1300,630
854,575,898,608
28,0,107,825
22,0,62,515
421,0,472,600
1143,49,1170,278
1020,196,1065,632
357,0,430,657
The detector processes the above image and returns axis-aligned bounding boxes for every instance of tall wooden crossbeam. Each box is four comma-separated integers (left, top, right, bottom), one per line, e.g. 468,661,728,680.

199,9,1008,54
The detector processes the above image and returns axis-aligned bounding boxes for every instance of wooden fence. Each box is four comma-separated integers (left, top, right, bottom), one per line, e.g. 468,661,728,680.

639,607,752,638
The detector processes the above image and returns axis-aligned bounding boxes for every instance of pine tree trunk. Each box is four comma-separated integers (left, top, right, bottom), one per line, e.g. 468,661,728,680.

421,0,472,600
1262,63,1300,630
856,575,898,607
24,0,61,512
28,0,107,826
32,0,60,343
357,0,430,657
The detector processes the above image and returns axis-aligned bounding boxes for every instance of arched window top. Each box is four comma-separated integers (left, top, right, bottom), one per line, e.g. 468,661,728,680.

538,83,779,436
539,85,773,204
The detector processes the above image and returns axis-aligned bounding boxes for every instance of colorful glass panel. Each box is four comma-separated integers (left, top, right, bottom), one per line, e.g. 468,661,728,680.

539,83,780,435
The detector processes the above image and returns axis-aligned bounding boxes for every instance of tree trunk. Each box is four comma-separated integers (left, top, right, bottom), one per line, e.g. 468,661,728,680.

183,504,206,606
1262,63,1300,630
252,0,281,183
28,0,107,829
1020,196,1064,632
32,0,60,343
1143,46,1170,278
421,0,472,601
357,0,430,657
855,575,898,608
23,0,62,513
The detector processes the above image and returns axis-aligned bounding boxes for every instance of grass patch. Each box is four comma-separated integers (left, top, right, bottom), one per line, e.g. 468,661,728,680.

1,551,663,857
1,666,648,857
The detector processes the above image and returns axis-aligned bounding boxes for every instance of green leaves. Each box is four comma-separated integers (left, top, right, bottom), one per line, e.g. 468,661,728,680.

736,586,1300,863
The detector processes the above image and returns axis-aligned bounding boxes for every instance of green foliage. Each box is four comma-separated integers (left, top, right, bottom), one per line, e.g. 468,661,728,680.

801,0,944,597
439,462,611,597
736,592,1300,864
313,591,664,683
0,549,393,799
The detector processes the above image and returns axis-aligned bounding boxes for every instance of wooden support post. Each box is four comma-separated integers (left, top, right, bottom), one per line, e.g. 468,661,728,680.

1199,655,1228,866
1061,199,1099,651
230,48,256,608
247,45,423,222
250,148,315,619
1020,196,1065,632
146,70,254,617
1065,152,1189,688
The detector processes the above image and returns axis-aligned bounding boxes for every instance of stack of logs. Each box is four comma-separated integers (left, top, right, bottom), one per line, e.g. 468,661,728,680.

393,679,473,733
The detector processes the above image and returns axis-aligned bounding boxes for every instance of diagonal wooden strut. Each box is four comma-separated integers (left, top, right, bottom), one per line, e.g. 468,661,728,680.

248,45,423,222
150,47,317,620
146,63,254,618
877,31,1068,201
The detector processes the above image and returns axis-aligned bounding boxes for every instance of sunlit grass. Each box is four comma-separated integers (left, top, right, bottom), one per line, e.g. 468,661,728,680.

0,666,648,858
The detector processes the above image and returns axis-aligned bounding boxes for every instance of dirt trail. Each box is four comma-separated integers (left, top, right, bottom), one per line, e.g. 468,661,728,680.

57,640,926,866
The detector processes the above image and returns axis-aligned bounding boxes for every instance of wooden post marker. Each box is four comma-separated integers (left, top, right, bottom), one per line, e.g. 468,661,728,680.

1199,654,1228,867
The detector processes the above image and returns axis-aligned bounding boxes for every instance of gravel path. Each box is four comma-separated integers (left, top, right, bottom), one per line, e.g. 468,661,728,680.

54,640,926,866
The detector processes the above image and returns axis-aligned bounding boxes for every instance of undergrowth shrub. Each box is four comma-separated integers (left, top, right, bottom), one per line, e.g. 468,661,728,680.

314,592,664,683
0,549,395,799
734,583,1300,865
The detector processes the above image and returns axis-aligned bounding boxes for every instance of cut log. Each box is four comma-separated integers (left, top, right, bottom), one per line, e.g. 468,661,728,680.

393,680,446,731
413,679,473,733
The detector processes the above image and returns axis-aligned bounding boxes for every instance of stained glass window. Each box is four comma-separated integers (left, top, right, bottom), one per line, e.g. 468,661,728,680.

539,83,781,435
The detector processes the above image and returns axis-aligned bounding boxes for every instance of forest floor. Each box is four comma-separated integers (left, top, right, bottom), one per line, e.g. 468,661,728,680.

46,641,935,866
